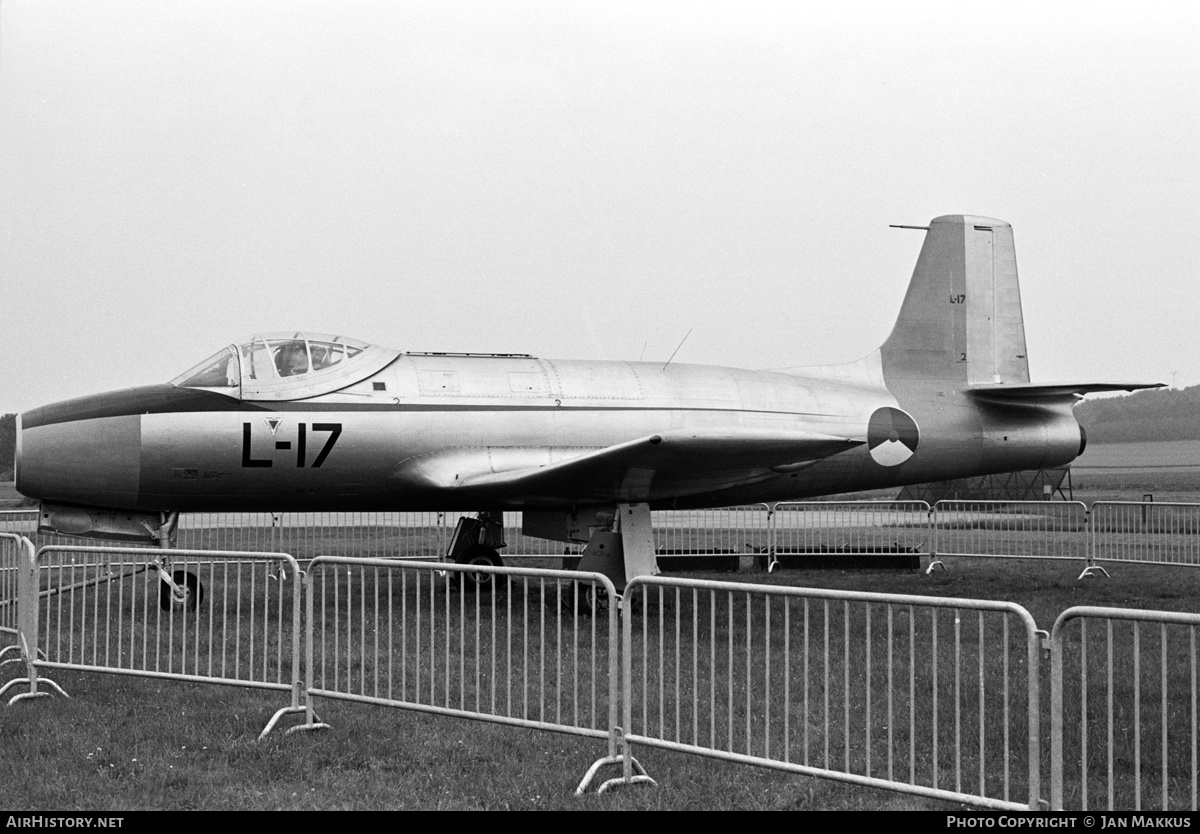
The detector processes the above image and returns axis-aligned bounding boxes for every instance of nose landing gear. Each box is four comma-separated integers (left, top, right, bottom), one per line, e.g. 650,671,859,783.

158,569,204,611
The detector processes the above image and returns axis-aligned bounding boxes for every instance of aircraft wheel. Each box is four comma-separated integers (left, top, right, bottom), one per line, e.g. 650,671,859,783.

456,545,502,593
159,570,203,612
584,585,610,614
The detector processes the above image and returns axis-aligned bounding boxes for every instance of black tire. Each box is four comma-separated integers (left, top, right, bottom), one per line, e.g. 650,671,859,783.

455,545,502,593
159,570,203,611
584,585,610,614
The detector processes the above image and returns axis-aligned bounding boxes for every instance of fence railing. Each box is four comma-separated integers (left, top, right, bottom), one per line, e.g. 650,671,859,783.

298,557,635,789
0,510,37,535
774,501,931,567
0,533,33,659
617,575,1042,809
17,545,304,736
13,500,1200,575
1088,502,1200,569
1050,606,1200,812
931,500,1089,563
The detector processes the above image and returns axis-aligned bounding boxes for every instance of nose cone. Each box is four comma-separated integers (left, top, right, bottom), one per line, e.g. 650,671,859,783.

16,394,143,508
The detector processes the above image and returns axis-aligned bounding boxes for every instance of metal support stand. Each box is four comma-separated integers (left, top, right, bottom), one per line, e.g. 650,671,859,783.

577,503,658,593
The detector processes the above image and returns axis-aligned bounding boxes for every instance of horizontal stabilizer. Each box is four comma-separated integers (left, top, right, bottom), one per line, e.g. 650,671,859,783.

965,381,1165,403
391,428,863,504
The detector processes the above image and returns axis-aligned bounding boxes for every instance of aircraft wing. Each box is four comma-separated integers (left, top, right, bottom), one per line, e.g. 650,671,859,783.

390,428,863,504
964,382,1165,403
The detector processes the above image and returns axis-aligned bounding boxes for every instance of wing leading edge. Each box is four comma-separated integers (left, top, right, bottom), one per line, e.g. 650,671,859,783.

390,428,864,505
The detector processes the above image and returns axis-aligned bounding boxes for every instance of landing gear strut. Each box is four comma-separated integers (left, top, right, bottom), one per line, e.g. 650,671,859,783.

159,570,203,611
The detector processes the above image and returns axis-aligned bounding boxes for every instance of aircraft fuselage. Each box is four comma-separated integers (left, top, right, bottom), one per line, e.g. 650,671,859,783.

17,349,1084,514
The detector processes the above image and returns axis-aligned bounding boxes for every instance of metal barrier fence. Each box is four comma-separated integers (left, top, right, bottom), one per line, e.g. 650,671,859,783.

1089,502,1200,569
932,500,1089,564
279,511,451,561
15,501,1200,575
177,511,455,562
23,501,1200,575
15,545,304,736
774,501,930,566
0,510,37,535
299,558,631,788
652,505,773,561
1051,606,1200,811
6,534,1200,809
616,575,1042,809
0,533,31,648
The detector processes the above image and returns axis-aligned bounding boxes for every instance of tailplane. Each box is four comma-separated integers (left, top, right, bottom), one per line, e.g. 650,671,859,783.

881,215,1029,386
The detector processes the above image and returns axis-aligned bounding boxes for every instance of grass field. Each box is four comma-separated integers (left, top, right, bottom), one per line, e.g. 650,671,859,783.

1,452,1199,811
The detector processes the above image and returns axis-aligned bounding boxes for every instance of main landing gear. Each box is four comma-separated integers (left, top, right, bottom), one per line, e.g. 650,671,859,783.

446,511,506,592
448,504,660,597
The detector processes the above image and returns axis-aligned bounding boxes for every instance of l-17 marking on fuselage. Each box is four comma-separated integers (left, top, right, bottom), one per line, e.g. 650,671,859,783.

241,422,342,468
15,215,1162,588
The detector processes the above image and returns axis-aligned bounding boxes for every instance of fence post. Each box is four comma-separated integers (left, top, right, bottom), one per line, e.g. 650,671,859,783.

767,503,777,572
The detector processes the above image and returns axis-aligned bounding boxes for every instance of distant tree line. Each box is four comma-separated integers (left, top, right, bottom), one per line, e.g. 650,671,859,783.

1074,384,1200,443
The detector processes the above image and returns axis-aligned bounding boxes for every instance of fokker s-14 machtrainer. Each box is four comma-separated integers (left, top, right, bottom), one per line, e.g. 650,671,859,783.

16,215,1161,588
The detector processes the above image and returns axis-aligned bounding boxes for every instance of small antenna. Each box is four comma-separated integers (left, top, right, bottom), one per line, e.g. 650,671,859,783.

663,329,692,370
638,341,647,362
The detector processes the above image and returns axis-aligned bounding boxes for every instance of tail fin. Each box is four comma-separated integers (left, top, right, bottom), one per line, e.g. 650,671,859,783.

880,215,1030,386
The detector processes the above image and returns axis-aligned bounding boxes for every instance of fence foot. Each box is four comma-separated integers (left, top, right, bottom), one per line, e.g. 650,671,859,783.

576,754,656,795
1,675,68,706
1078,565,1110,580
283,707,331,736
284,721,330,736
258,705,309,740
0,643,45,668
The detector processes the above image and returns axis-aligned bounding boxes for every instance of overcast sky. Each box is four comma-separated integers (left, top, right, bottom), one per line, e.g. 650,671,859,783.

0,1,1196,414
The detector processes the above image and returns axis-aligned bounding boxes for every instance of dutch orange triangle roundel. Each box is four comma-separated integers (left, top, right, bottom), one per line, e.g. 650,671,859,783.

867,407,920,466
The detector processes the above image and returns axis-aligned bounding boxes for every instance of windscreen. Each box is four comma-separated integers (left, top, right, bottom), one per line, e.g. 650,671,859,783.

171,346,240,390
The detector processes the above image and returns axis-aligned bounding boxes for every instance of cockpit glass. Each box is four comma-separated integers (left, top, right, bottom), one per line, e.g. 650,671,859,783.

240,338,278,381
237,336,369,380
270,339,309,378
174,333,385,400
173,346,239,389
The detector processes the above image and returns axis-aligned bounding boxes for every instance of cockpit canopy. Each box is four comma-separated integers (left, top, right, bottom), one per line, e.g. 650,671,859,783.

171,333,400,401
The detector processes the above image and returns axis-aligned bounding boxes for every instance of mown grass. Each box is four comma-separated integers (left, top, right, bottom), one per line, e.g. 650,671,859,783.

0,670,969,810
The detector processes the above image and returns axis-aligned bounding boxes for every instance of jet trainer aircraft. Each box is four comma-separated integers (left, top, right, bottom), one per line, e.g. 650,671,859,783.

16,215,1160,588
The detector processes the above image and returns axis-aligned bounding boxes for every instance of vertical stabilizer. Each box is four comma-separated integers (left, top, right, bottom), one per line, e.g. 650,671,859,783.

880,215,1030,386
